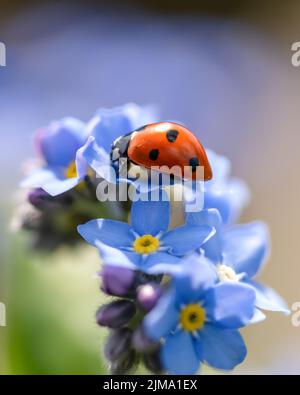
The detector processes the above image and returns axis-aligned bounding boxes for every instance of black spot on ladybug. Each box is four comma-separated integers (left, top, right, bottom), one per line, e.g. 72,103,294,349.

149,149,159,161
166,129,179,143
189,157,199,172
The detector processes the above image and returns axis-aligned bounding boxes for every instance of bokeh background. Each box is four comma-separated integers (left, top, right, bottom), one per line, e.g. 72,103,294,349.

1,0,300,374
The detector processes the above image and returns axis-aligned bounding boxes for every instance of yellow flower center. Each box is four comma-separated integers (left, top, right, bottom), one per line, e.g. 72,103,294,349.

133,235,160,254
180,304,206,332
65,161,77,179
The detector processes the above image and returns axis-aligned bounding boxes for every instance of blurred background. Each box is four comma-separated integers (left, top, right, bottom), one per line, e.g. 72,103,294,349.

1,0,300,374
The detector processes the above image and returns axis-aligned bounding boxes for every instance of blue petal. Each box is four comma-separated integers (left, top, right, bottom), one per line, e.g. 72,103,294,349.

21,166,81,196
205,283,255,328
198,325,247,370
77,219,134,248
222,222,270,278
144,288,179,340
161,331,200,374
161,224,215,256
81,137,115,183
141,252,181,274
87,103,156,153
21,167,62,189
36,117,86,167
172,254,217,304
41,177,80,196
204,188,232,225
250,308,266,324
131,197,170,236
246,280,290,315
22,137,89,196
206,149,231,184
186,209,223,263
87,111,132,153
123,103,158,130
94,241,141,269
204,179,250,225
204,149,250,225
75,136,92,179
182,181,205,214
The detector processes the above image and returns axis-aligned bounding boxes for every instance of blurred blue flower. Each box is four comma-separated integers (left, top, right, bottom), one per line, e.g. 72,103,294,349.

77,197,215,273
203,149,250,225
21,117,90,195
87,103,156,153
144,255,255,374
22,103,156,195
186,208,290,321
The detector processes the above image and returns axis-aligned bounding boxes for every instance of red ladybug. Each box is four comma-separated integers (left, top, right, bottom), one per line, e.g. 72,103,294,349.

110,122,212,181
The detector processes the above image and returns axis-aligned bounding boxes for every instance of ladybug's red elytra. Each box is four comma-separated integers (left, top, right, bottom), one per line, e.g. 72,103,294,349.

110,122,213,181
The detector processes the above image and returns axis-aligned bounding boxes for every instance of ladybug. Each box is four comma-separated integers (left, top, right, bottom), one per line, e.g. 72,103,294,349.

110,122,212,181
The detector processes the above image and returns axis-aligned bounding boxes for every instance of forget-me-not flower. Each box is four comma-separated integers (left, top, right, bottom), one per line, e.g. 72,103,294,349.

186,208,290,321
77,196,215,273
144,255,256,374
22,103,156,196
21,117,90,196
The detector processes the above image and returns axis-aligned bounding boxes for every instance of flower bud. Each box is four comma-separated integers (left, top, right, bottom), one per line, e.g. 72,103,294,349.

143,347,164,374
34,118,85,167
110,349,137,375
104,328,132,362
101,265,135,297
136,283,161,312
28,188,73,210
96,300,136,328
132,326,158,352
28,188,50,207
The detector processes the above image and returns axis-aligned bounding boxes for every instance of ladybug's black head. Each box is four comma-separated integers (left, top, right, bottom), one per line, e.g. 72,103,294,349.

110,132,133,162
